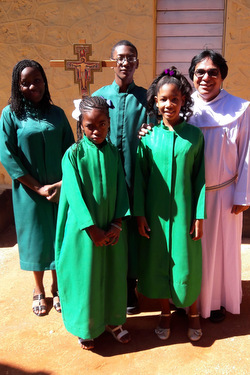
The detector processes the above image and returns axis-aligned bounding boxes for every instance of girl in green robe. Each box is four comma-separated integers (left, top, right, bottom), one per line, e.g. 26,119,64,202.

134,68,206,342
55,96,131,350
0,60,74,317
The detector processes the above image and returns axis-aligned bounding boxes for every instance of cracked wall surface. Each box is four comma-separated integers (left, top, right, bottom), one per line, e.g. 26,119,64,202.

0,0,249,186
0,0,154,185
224,0,250,98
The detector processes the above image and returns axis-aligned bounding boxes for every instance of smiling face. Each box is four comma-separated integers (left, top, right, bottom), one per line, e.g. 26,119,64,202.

193,57,224,102
112,45,138,89
155,83,185,127
19,67,45,104
81,108,110,145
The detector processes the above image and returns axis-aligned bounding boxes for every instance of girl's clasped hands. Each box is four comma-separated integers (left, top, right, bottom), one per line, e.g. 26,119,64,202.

87,220,122,247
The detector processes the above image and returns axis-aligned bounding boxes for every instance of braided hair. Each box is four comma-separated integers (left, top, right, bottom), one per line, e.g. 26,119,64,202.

147,67,193,121
76,96,110,142
9,59,52,118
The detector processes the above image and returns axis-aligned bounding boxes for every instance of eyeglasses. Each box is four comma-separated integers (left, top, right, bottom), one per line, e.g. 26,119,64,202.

113,56,137,65
194,69,219,78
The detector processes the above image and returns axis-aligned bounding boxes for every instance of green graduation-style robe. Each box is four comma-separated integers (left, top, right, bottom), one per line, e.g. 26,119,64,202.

55,137,130,340
134,121,206,307
93,80,147,192
93,80,149,277
0,104,74,271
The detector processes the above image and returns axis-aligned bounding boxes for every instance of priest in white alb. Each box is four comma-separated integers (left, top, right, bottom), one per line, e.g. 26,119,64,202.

188,50,250,322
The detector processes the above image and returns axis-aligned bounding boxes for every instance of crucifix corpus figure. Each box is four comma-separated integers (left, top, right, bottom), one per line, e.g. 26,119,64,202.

50,40,116,97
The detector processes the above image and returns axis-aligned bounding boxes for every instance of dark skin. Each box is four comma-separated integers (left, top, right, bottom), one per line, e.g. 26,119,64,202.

87,220,122,247
19,67,61,204
112,45,139,93
18,175,62,203
137,83,202,333
18,66,61,314
138,83,203,241
80,108,123,247
79,108,131,345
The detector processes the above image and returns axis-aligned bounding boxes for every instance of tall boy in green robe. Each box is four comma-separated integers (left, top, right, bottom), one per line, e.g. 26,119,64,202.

93,40,151,313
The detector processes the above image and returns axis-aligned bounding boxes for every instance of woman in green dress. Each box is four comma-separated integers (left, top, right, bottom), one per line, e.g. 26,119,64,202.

134,68,206,341
55,96,131,350
0,60,74,316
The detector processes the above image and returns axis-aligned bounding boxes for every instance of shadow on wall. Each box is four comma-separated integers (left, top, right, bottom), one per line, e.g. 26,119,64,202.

0,363,50,375
243,209,250,238
0,189,14,233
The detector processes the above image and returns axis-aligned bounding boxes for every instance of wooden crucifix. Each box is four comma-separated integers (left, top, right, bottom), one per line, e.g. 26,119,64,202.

50,40,116,97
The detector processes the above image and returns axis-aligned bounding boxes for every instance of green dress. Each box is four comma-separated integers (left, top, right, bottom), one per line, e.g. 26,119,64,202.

134,121,206,307
0,104,74,271
93,80,149,277
55,137,130,340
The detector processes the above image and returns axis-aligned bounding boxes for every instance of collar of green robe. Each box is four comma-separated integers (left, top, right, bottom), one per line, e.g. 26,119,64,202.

160,119,186,133
20,97,46,119
111,80,136,93
82,135,108,149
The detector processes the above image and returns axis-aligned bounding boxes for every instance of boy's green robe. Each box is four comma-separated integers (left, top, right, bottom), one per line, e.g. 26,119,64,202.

0,104,74,270
93,80,147,192
134,121,206,307
55,137,130,340
93,80,149,277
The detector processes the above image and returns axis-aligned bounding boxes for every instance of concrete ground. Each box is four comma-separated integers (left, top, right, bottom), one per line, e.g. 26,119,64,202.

0,225,249,375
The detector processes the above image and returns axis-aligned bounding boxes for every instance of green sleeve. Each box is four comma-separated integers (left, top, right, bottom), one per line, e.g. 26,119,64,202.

0,107,28,180
192,131,206,219
61,147,95,230
133,140,150,216
114,153,130,220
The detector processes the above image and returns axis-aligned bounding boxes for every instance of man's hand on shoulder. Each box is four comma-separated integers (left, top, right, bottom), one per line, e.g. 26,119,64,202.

138,123,154,139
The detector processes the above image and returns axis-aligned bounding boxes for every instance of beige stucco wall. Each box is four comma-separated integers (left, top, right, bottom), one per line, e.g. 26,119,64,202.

0,0,249,187
0,0,155,186
224,0,250,99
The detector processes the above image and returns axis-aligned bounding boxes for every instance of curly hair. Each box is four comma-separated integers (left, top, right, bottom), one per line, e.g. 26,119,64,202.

76,96,110,142
147,67,193,121
9,59,52,118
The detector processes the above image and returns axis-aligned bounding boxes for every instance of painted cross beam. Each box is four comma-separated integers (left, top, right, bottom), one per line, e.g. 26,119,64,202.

50,40,116,97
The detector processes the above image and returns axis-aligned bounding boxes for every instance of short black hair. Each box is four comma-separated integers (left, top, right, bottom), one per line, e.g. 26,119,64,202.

9,59,52,118
111,40,138,59
189,50,228,81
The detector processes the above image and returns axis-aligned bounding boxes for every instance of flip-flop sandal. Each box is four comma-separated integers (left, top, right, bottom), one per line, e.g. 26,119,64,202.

78,337,94,350
52,291,61,313
106,325,131,344
32,293,47,317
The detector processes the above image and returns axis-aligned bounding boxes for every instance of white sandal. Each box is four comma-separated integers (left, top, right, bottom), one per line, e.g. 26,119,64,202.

106,325,131,344
188,314,202,342
155,313,171,340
